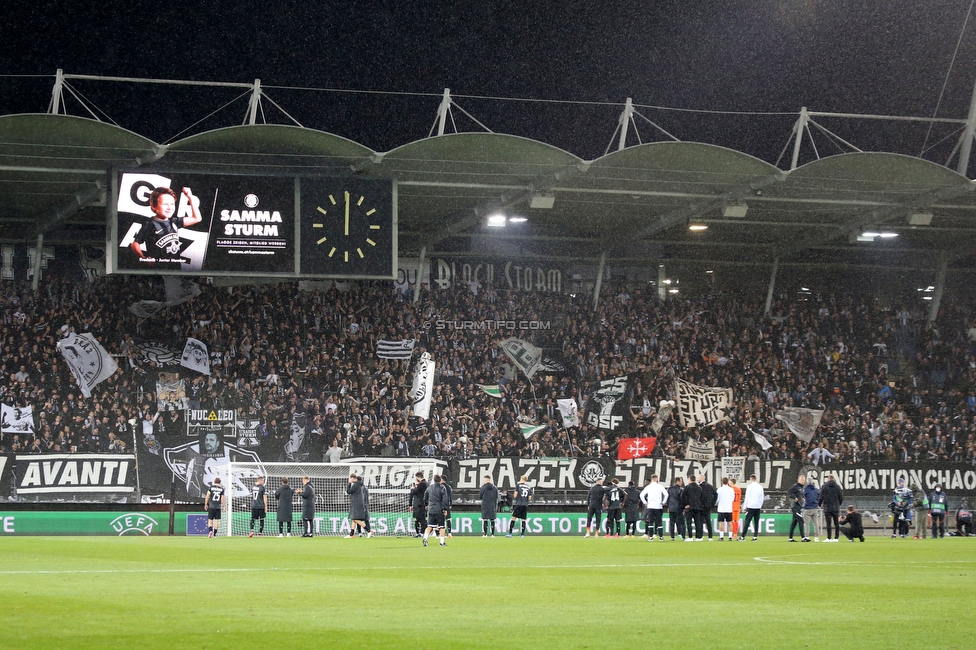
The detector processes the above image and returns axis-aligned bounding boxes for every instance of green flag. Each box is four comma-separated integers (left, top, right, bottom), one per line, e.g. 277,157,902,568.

477,384,503,398
519,423,546,440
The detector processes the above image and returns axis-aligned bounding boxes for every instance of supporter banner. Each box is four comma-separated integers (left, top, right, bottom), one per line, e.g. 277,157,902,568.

14,454,136,496
129,300,167,318
410,352,435,419
432,258,563,292
519,423,546,440
132,340,182,367
802,462,976,496
156,373,188,411
57,333,118,397
584,374,636,432
500,337,543,379
0,511,184,536
613,458,797,492
775,407,824,443
180,338,211,375
675,377,732,428
1,404,34,434
0,453,12,497
749,426,773,451
685,438,716,461
722,457,746,482
451,456,615,491
478,384,503,398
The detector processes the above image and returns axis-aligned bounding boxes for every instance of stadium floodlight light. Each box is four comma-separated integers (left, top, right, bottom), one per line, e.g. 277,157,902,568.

878,232,898,238
861,231,881,238
486,214,507,227
508,216,527,223
688,223,708,231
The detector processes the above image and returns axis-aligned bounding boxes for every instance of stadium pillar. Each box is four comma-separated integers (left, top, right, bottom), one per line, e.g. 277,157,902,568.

790,107,808,170
957,79,976,177
764,257,779,316
246,79,261,125
413,244,426,304
592,252,606,309
657,264,666,303
50,69,64,115
30,233,43,292
928,254,948,322
436,89,451,137
617,98,633,151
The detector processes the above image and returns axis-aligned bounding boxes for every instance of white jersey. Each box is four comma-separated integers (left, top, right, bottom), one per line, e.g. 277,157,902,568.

640,482,669,509
743,481,765,509
715,484,736,513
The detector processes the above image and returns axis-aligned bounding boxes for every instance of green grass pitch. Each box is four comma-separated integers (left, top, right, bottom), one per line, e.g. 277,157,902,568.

1,534,973,649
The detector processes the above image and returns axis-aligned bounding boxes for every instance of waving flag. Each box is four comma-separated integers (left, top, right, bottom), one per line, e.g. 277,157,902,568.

500,337,543,379
377,339,416,360
557,398,580,428
519,423,546,440
57,333,118,397
775,407,824,443
617,437,656,460
410,352,435,419
477,384,503,398
675,378,733,428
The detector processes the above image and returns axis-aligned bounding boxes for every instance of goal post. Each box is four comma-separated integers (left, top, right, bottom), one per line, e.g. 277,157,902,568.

225,460,441,537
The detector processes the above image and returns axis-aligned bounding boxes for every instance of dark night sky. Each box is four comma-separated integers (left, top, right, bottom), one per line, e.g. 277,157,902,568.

1,0,975,161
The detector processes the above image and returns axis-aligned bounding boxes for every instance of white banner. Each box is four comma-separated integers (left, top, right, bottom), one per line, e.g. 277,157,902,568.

57,333,118,398
557,398,579,429
410,352,435,419
775,407,824,443
675,377,733,428
722,456,746,481
499,337,543,379
181,338,211,375
685,438,716,462
376,339,416,360
1,404,34,434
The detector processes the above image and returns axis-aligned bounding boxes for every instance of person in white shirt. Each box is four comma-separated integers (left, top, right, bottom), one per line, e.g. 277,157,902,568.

715,477,736,541
639,474,669,541
807,443,836,467
740,474,765,541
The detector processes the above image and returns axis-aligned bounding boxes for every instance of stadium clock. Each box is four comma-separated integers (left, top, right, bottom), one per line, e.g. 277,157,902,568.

299,178,395,278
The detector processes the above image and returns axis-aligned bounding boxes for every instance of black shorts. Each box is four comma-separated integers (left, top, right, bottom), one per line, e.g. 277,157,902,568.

717,512,732,522
251,508,266,520
208,508,222,520
607,508,621,521
428,510,446,528
512,505,528,520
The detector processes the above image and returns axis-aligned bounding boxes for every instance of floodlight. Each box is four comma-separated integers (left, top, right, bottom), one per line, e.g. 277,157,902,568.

486,214,506,227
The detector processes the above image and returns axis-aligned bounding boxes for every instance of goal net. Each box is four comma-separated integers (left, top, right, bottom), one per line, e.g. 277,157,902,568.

225,460,441,537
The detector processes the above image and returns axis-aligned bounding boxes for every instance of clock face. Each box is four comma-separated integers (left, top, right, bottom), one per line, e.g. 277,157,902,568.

300,178,394,278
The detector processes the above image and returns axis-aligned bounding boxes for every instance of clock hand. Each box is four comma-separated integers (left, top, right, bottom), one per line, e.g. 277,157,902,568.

344,191,350,236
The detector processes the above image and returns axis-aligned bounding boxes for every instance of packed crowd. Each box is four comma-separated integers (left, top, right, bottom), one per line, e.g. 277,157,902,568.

2,266,976,467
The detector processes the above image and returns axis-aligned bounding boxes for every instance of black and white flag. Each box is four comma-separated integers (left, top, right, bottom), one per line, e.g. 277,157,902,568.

500,337,543,379
181,337,211,375
651,400,675,434
410,352,435,419
584,374,636,432
675,377,733,428
685,438,716,461
164,277,201,305
557,398,580,429
57,333,118,397
774,407,824,443
747,425,773,451
376,339,416,360
1,404,34,434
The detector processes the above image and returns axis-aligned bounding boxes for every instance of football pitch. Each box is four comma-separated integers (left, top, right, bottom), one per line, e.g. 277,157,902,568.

2,534,973,649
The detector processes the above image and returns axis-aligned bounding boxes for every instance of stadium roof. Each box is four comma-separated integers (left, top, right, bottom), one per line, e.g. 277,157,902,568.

2,112,976,277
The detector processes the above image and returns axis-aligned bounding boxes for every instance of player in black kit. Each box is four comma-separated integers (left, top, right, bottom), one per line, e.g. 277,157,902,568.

249,476,268,537
585,477,605,537
508,475,533,537
204,477,225,538
410,472,429,538
604,478,624,538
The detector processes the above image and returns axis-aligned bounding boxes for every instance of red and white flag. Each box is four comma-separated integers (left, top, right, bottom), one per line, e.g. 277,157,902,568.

617,437,656,460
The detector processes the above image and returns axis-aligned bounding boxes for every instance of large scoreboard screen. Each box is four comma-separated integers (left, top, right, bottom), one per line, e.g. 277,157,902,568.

109,171,396,279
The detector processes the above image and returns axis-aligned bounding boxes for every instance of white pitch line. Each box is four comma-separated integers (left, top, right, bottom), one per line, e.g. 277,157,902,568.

753,556,976,566
0,561,758,576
